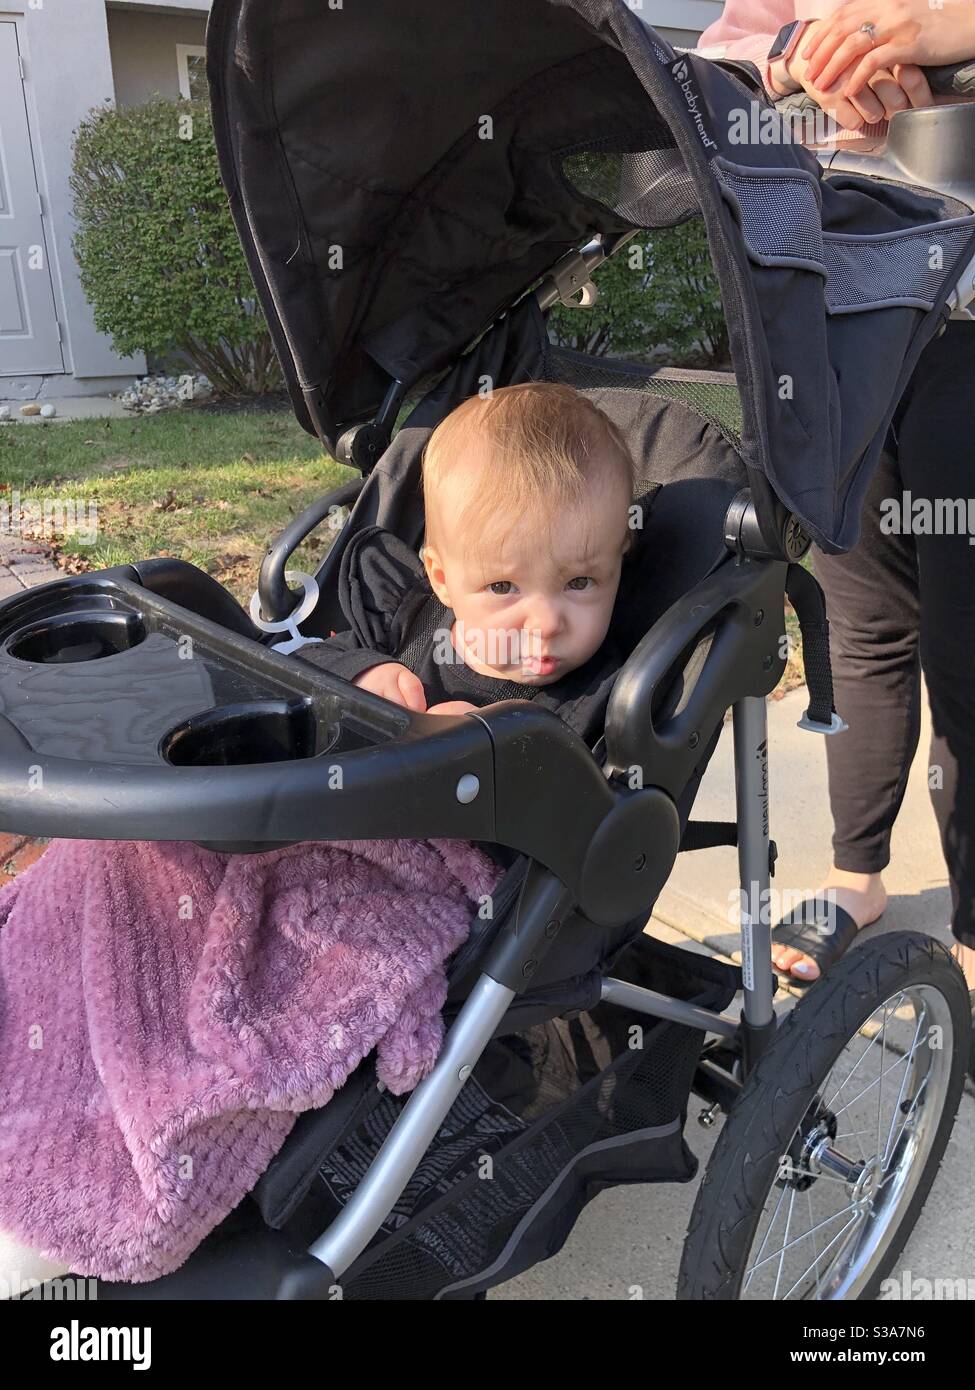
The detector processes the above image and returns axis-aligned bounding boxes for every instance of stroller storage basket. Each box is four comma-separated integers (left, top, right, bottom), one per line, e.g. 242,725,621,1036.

282,934,739,1299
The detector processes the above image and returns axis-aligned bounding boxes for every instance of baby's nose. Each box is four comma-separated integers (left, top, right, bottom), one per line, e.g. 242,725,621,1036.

523,600,562,642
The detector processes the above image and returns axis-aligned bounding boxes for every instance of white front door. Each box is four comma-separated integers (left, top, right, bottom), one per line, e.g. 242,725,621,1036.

0,20,64,376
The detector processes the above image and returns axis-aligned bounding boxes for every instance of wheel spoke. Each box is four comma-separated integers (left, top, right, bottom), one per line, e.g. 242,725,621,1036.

772,1187,796,1300
822,993,910,1116
876,1001,890,1162
881,1010,926,1170
821,1034,882,1164
745,1180,791,1294
748,1200,861,1278
779,1212,863,1301
830,1051,910,1119
806,1188,824,1299
880,1074,929,1179
823,1026,884,1111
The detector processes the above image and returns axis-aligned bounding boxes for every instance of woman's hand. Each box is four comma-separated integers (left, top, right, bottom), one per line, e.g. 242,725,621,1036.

781,17,932,126
426,700,479,716
800,0,975,95
352,661,428,711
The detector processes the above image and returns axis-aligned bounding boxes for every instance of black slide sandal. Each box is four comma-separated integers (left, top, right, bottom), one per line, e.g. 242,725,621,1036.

769,900,861,989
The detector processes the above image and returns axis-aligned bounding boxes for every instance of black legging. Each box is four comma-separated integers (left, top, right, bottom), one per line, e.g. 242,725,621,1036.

813,318,975,950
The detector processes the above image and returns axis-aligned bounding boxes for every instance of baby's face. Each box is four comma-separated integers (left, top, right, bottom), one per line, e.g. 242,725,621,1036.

423,463,631,687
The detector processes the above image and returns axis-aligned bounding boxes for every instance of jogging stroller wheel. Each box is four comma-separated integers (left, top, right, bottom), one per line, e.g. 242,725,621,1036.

678,931,969,1301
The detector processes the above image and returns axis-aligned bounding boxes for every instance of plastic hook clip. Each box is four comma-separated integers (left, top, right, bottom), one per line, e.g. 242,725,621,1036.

249,570,325,655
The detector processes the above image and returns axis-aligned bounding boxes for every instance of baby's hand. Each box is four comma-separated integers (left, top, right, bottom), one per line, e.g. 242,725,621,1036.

352,662,427,712
426,700,479,716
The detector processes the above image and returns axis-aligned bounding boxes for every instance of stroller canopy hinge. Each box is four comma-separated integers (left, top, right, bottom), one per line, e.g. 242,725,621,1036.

336,379,408,474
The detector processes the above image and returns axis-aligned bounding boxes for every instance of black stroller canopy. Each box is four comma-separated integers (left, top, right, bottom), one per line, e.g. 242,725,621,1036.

207,0,975,553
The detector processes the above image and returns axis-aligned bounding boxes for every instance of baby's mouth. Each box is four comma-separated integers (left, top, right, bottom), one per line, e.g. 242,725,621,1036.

521,654,559,676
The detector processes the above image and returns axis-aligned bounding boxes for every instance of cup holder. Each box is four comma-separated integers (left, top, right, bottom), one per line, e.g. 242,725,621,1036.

162,700,320,767
7,610,147,664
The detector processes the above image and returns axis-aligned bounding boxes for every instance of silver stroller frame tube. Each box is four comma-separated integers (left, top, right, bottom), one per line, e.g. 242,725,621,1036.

732,695,775,1028
309,696,775,1283
309,973,516,1278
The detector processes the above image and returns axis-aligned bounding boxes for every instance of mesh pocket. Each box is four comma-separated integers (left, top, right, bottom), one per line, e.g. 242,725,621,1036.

560,143,699,228
823,221,975,312
283,934,738,1299
714,158,825,271
544,346,744,449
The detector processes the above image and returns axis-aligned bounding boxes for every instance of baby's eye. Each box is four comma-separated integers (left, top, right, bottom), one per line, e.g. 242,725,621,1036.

487,580,515,596
566,576,595,591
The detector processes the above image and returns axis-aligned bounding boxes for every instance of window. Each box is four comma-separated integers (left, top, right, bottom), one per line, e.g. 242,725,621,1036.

176,43,207,101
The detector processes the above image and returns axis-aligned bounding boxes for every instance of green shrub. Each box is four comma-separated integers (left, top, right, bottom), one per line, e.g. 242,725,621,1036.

548,219,729,367
71,98,283,395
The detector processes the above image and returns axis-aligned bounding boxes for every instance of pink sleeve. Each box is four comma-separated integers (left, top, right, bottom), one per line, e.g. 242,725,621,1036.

693,0,835,95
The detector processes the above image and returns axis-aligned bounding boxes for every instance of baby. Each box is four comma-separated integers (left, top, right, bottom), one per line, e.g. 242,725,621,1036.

309,382,640,733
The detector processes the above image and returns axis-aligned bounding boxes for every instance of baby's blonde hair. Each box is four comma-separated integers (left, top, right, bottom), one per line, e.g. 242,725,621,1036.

420,382,637,566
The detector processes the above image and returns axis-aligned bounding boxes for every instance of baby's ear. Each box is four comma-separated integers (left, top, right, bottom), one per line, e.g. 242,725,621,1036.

421,541,450,603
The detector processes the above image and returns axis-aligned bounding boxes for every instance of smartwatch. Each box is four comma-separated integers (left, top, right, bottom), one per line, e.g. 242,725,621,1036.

767,19,808,95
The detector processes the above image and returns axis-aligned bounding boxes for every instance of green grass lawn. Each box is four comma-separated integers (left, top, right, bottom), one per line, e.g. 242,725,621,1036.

0,409,353,606
0,402,807,691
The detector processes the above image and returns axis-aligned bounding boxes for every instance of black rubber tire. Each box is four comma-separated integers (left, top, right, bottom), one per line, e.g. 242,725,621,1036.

678,931,970,1301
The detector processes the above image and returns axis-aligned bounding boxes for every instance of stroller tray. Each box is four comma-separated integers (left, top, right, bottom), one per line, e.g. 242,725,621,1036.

0,577,351,769
0,559,505,848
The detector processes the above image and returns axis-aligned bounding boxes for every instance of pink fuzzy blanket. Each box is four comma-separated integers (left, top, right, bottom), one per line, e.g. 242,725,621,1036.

0,835,501,1283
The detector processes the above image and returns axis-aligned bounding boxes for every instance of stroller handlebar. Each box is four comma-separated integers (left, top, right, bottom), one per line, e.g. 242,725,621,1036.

771,58,975,109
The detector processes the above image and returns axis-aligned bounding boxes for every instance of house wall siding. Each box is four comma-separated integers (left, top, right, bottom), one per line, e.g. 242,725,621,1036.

108,9,208,108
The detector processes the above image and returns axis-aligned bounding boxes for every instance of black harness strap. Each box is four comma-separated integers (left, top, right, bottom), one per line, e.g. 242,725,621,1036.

395,591,452,672
679,820,738,852
786,563,837,729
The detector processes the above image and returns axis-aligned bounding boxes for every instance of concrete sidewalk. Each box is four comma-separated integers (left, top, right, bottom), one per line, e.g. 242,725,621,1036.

0,396,128,423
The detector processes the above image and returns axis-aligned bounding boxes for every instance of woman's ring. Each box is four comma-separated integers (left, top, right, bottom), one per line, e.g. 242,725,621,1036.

859,21,877,43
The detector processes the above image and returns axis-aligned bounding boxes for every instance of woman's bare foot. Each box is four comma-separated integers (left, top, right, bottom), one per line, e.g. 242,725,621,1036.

772,868,887,984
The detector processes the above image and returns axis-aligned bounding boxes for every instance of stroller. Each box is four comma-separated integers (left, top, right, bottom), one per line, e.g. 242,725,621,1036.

3,0,975,1300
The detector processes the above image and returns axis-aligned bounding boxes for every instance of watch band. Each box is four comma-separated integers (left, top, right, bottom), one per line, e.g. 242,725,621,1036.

767,19,808,96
